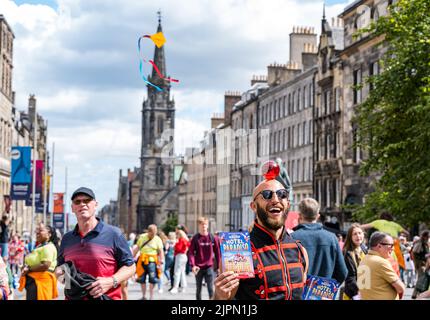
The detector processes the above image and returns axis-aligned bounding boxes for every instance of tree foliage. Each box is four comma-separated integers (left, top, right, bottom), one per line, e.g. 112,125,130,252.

353,0,430,227
162,214,178,234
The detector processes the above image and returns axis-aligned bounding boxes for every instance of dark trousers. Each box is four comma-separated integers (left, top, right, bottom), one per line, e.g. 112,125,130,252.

195,267,214,300
25,275,38,300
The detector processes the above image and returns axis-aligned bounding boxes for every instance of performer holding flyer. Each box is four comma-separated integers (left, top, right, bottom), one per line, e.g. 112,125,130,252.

214,160,309,300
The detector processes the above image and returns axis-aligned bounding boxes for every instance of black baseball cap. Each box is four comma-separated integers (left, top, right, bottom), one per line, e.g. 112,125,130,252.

71,187,96,200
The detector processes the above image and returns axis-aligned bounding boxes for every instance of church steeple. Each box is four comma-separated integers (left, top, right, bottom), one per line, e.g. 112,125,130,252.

322,2,328,33
151,10,167,83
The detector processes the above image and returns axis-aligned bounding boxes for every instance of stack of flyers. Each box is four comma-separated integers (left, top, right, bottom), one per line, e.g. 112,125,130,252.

302,275,340,300
218,232,254,279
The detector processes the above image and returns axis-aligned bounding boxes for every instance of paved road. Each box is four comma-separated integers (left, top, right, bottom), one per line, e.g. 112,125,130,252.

12,272,415,300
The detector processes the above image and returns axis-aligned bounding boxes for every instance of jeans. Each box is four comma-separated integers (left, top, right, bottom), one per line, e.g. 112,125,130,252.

173,254,188,289
195,267,214,300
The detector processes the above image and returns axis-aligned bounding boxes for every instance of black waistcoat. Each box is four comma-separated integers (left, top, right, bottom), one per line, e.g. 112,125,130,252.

235,221,306,300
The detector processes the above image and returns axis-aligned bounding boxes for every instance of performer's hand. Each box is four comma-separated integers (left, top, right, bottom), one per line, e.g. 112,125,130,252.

87,277,114,298
214,271,240,300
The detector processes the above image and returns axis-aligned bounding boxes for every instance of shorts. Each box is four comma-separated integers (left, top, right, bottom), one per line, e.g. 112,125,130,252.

137,262,159,284
0,243,8,258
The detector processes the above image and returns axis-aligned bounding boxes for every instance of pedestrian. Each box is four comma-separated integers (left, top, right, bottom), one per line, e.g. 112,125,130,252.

411,230,429,299
164,231,176,286
8,233,25,276
357,231,405,300
359,212,409,276
188,216,220,300
337,234,345,251
416,253,430,299
342,224,368,300
55,187,136,300
403,243,415,288
291,198,348,284
170,229,190,294
0,215,11,262
18,223,59,300
157,230,168,293
0,256,10,300
214,175,308,300
121,232,137,300
133,224,164,300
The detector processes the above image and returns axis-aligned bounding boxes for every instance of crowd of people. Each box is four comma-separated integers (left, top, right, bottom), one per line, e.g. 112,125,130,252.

0,179,429,301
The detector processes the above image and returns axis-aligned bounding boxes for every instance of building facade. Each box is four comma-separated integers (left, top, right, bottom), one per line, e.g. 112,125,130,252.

0,15,14,215
258,27,317,211
314,15,345,223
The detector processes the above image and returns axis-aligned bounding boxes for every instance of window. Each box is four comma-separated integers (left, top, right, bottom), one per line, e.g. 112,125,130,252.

283,128,286,150
353,68,362,104
303,158,306,182
290,160,295,182
319,136,324,161
156,164,165,186
326,179,331,208
298,123,301,146
335,87,340,112
278,131,282,152
324,90,331,114
326,134,331,159
369,61,380,91
157,116,164,135
335,179,341,206
292,125,295,148
292,92,296,113
309,157,313,181
336,132,340,158
303,121,307,145
283,96,286,117
287,127,291,149
303,86,307,109
353,127,361,163
298,88,301,111
309,120,313,143
288,94,291,115
277,99,281,119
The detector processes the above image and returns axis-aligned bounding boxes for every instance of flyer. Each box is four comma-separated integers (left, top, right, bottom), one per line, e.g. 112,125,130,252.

219,232,254,279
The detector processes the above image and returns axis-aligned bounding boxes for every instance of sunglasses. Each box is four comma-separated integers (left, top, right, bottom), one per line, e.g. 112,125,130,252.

254,189,289,201
72,198,93,205
379,243,394,248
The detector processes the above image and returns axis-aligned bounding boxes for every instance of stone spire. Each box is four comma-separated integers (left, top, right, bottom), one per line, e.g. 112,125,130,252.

151,10,167,83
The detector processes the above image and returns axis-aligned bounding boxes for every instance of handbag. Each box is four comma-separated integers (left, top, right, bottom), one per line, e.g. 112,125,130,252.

415,270,430,293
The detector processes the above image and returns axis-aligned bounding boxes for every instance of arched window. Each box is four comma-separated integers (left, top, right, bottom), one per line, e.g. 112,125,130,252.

157,116,164,135
156,164,165,186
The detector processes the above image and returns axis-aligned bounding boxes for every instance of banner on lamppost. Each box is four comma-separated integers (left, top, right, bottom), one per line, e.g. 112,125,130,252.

25,160,44,212
10,146,32,200
53,193,64,232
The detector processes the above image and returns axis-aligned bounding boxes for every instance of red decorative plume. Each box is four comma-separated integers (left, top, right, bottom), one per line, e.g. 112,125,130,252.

261,160,280,180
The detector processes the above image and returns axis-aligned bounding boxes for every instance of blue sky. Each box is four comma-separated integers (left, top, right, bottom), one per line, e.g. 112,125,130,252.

2,0,353,216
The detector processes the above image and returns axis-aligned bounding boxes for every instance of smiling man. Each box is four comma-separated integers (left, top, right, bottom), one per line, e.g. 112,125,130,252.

55,187,135,300
214,178,309,300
